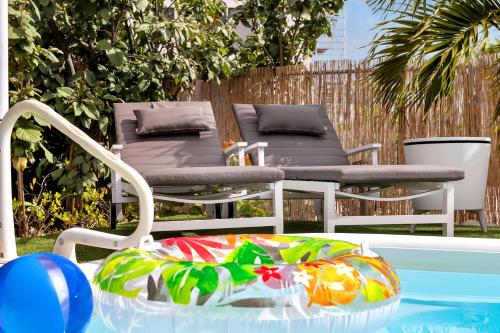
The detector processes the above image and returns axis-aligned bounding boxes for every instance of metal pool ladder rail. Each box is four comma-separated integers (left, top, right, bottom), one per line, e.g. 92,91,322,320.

0,100,154,263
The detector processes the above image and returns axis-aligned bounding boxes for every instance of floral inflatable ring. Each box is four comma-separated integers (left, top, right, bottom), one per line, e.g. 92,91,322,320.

93,234,400,333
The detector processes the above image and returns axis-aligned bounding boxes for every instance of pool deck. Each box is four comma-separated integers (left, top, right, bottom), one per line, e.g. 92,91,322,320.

297,233,500,274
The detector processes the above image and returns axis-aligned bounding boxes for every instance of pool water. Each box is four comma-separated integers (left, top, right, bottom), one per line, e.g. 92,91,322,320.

374,270,500,333
87,269,500,333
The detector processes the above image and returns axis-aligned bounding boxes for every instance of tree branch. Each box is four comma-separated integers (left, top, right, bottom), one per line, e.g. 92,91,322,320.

47,18,76,77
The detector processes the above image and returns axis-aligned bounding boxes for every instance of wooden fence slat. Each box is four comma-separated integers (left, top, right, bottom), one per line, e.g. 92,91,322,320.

183,57,499,225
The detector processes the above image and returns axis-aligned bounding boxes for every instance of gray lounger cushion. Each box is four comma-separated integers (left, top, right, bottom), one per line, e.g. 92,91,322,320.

233,104,350,166
114,101,227,170
140,166,284,186
281,165,465,184
114,101,284,187
254,104,326,135
134,107,209,136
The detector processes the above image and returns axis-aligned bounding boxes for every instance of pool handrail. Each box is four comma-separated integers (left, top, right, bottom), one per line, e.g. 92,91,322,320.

0,100,154,262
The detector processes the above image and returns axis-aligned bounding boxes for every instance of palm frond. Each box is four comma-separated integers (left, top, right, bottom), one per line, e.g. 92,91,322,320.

366,0,431,15
367,0,500,119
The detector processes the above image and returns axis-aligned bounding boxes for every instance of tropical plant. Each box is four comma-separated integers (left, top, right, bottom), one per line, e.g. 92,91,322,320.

237,200,267,217
232,0,345,69
12,175,109,237
12,176,65,237
366,0,500,119
8,0,57,236
59,185,110,229
8,0,237,214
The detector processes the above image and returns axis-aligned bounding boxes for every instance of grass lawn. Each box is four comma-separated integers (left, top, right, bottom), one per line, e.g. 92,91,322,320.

17,215,500,261
16,216,499,262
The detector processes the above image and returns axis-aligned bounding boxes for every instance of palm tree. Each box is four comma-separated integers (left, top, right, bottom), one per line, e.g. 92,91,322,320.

365,0,500,119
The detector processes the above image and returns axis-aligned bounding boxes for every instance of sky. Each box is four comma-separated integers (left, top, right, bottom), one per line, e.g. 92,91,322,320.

328,0,499,60
345,0,383,60
312,0,384,61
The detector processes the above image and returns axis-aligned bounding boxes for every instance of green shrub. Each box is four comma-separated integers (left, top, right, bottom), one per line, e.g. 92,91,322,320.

13,180,109,237
8,0,237,196
59,186,109,229
233,0,344,69
237,200,268,217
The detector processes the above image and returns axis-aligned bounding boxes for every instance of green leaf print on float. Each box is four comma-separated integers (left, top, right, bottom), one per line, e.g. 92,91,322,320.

225,240,274,265
94,249,165,298
280,238,356,263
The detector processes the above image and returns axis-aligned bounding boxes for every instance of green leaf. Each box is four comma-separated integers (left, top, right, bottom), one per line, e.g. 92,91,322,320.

28,0,41,21
98,8,111,22
83,70,97,86
81,104,99,120
72,155,85,165
56,87,75,99
97,39,112,51
73,104,82,117
51,167,64,180
33,114,50,127
136,0,149,11
81,117,92,129
138,80,150,92
53,74,65,86
40,143,53,163
102,94,120,102
98,115,109,134
15,127,42,143
106,48,125,67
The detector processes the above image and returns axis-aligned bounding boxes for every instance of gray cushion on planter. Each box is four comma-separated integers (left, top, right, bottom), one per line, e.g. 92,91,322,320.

280,165,465,184
134,107,209,136
233,104,350,166
141,166,284,186
254,104,326,135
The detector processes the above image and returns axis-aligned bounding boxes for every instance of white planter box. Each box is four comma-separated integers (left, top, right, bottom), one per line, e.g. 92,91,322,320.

403,137,491,212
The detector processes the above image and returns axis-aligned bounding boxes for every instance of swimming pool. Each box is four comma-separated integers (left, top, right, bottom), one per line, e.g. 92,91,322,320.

86,268,500,333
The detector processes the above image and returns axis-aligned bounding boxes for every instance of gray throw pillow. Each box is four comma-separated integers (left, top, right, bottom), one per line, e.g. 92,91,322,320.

254,104,326,135
133,107,210,136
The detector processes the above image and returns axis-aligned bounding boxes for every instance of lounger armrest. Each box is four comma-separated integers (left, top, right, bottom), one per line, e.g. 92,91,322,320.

111,144,124,157
345,143,382,165
245,142,268,166
224,142,248,166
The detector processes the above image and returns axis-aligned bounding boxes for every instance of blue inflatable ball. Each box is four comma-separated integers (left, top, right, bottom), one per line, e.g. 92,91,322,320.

0,253,93,333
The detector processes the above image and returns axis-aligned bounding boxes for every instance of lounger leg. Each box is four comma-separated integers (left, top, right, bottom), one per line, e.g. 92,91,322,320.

442,183,455,237
110,203,123,230
206,204,216,219
478,209,488,233
324,183,337,233
228,202,236,218
272,181,284,234
410,210,426,233
313,199,324,221
360,187,369,216
214,203,223,219
110,169,124,229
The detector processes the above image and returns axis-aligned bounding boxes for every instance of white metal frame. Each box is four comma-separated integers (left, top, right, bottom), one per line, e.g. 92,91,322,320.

0,100,155,263
247,142,456,236
110,142,284,234
0,0,8,119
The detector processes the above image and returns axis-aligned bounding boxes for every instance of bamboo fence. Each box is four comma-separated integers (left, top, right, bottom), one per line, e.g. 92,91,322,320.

189,57,499,225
